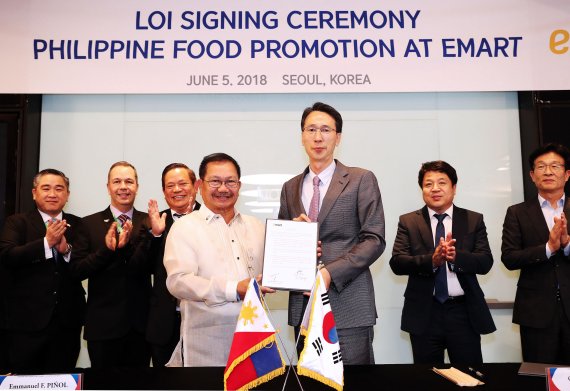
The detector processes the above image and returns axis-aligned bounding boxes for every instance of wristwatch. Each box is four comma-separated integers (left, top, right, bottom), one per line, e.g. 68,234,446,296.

63,243,72,255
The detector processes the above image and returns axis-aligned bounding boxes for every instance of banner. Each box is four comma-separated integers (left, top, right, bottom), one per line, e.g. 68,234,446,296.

1,0,569,93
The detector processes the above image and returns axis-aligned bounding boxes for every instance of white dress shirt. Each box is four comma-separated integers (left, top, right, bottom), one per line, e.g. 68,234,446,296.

38,209,71,263
427,205,464,297
538,194,570,257
302,160,336,216
163,205,265,366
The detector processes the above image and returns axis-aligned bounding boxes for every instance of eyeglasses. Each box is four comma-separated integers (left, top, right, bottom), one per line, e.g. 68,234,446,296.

302,125,336,135
533,162,566,173
204,179,240,189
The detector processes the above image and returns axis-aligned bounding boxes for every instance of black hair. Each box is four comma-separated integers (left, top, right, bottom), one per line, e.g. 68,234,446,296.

300,102,343,133
418,160,458,188
199,153,241,179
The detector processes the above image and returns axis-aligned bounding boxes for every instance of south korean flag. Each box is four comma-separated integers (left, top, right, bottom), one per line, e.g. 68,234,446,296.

297,271,344,391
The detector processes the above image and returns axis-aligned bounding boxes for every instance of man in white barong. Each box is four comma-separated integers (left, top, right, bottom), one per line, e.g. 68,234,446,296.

163,152,274,366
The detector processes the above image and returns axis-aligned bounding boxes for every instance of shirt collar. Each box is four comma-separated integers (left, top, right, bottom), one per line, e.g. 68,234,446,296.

538,194,565,208
308,160,336,185
427,205,454,220
198,204,241,225
170,206,193,220
38,209,63,223
110,205,133,219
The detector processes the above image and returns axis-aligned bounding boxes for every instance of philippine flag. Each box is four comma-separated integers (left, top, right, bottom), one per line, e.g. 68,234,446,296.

224,279,285,391
547,367,570,391
297,270,344,391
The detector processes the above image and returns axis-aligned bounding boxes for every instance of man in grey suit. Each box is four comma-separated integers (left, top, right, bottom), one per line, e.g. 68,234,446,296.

278,102,385,364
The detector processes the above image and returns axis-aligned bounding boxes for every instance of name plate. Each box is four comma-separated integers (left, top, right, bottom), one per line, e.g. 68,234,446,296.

547,368,570,391
0,374,82,390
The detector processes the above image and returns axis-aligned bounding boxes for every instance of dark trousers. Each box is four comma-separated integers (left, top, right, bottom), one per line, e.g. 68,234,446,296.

520,297,570,365
410,297,483,365
150,311,181,367
8,315,81,373
295,325,375,365
88,329,150,369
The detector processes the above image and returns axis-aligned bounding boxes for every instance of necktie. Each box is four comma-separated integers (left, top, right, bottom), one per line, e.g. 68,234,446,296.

117,214,130,232
433,213,449,303
308,176,320,222
48,218,60,264
173,213,185,219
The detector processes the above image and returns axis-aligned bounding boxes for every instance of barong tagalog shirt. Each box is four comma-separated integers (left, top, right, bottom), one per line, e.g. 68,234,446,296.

163,205,265,366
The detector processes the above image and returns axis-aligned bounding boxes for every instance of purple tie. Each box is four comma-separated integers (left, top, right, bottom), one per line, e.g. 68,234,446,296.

117,214,130,232
308,176,320,222
117,214,130,225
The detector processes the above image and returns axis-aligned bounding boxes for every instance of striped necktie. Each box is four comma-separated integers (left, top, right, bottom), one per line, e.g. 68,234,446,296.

117,214,130,232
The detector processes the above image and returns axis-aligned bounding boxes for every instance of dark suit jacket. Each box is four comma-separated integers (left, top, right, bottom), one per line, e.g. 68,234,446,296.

0,210,86,332
279,160,386,329
501,198,570,328
390,206,496,335
146,203,200,346
72,207,152,341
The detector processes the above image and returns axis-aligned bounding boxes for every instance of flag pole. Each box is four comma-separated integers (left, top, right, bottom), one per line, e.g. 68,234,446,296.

258,288,305,391
273,270,323,391
280,331,305,391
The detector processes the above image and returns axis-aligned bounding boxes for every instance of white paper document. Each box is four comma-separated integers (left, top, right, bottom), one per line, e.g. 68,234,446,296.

262,219,318,291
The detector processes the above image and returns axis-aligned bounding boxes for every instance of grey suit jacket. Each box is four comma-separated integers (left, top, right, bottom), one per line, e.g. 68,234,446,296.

278,160,386,329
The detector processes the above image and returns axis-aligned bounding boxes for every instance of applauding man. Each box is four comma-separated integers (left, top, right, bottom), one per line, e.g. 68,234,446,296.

390,161,495,365
145,163,200,367
0,169,86,373
73,161,152,368
502,143,570,364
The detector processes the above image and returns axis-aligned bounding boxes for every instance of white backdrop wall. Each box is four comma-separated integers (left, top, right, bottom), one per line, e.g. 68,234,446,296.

40,92,523,366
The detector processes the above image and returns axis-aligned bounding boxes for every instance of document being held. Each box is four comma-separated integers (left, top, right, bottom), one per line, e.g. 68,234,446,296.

262,219,318,291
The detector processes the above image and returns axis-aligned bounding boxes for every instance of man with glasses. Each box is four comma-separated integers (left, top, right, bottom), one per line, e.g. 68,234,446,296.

279,102,385,364
163,153,274,366
502,142,570,364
